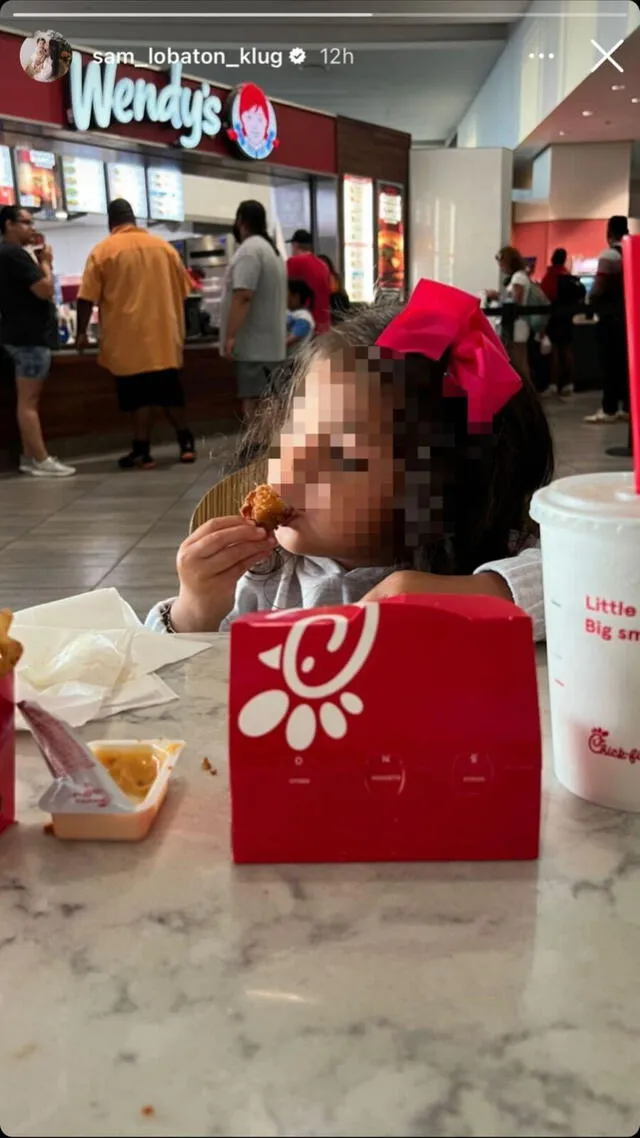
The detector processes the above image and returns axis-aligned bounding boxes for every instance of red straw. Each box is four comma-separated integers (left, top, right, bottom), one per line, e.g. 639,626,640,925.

622,235,640,492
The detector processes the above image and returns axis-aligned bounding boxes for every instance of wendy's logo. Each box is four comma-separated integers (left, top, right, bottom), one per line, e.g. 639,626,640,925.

224,83,278,160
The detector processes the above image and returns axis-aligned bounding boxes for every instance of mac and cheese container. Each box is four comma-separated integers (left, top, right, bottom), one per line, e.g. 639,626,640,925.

45,739,185,841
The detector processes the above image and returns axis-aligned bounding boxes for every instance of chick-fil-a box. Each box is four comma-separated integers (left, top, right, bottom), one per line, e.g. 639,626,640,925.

229,595,541,863
0,674,16,836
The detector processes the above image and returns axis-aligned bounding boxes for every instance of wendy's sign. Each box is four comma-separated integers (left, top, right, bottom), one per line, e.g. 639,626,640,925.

68,51,222,149
67,52,277,158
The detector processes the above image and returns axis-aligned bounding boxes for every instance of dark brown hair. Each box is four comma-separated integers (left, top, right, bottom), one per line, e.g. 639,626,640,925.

242,295,554,575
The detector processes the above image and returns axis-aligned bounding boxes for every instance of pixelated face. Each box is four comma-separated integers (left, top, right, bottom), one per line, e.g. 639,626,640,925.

268,353,395,564
241,105,268,148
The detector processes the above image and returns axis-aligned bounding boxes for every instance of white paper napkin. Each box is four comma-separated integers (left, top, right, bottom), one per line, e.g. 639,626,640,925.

13,588,210,728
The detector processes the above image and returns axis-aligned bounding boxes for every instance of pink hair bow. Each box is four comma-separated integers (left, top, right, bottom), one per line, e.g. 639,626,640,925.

375,279,522,431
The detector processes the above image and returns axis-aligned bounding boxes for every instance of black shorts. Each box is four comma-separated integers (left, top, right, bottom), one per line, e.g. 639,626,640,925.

115,368,185,413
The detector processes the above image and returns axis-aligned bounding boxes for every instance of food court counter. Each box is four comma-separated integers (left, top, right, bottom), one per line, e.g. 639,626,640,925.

0,341,240,470
2,640,639,1137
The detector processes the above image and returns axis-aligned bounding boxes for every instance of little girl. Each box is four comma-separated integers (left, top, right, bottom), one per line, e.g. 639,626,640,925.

147,279,552,639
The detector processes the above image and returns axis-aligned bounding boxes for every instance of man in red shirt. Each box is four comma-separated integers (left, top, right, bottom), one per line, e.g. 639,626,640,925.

287,229,331,335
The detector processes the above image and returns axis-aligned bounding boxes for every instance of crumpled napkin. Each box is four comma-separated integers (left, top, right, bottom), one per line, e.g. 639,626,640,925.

13,588,210,728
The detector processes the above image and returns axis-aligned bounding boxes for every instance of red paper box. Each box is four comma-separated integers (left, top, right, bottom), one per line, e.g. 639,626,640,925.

228,595,542,863
0,673,16,836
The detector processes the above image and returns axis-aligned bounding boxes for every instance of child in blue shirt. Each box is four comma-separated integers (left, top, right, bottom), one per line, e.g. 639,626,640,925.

286,278,315,356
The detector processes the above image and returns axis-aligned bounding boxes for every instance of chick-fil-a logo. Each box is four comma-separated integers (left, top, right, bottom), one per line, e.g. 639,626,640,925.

68,51,222,149
588,727,640,765
224,83,278,160
237,604,378,752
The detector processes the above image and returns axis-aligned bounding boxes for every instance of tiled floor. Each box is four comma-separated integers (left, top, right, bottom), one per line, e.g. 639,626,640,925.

0,393,633,619
0,434,239,617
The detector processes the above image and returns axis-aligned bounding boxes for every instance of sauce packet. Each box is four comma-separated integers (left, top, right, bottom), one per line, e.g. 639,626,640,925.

20,700,134,813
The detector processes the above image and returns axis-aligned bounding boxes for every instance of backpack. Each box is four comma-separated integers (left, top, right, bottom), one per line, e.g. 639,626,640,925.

524,280,550,334
556,273,586,309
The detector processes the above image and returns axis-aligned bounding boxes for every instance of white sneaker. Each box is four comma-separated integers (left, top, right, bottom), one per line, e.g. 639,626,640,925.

540,385,558,400
584,409,617,424
23,456,76,478
616,410,630,422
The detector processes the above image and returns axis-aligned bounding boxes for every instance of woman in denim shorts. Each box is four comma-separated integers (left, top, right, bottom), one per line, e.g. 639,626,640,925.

0,206,74,476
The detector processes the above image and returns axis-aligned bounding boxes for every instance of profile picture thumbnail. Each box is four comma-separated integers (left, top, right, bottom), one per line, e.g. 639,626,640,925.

20,30,72,83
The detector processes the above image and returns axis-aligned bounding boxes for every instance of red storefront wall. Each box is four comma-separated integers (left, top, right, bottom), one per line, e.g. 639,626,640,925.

0,30,337,175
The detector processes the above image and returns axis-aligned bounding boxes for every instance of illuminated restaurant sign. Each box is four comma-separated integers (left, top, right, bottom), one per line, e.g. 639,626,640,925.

68,54,279,160
68,51,223,150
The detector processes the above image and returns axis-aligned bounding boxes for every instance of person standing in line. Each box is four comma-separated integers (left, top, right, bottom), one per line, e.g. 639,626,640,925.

491,246,531,381
220,199,287,432
76,198,196,470
0,205,75,477
286,278,315,355
318,253,350,322
585,215,630,424
540,247,583,398
287,229,331,335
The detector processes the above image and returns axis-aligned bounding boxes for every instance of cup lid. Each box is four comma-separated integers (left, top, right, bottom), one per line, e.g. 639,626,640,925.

531,472,640,526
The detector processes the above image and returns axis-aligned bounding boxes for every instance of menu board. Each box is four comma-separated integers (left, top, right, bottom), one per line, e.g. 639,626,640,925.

377,182,405,294
342,175,374,304
0,147,15,206
62,155,107,214
15,148,63,212
106,161,148,220
147,165,184,222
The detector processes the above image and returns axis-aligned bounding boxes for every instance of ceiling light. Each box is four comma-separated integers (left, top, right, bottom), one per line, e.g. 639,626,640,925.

612,84,625,91
633,97,640,104
549,53,555,60
538,52,544,59
559,130,566,136
528,52,535,59
582,110,594,117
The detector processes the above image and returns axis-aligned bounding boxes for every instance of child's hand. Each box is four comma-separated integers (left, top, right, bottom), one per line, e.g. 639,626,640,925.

170,517,276,632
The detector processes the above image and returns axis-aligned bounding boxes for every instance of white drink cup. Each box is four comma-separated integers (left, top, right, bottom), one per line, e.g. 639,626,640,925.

531,472,640,811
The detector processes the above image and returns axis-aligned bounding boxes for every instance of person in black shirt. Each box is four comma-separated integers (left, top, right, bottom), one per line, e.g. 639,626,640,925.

585,214,630,424
0,205,74,476
318,254,351,322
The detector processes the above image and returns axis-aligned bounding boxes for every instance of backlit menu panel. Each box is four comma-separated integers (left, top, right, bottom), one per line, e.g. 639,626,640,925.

16,148,62,212
106,161,148,220
377,182,405,294
62,155,107,214
342,175,374,304
0,146,15,206
147,165,184,222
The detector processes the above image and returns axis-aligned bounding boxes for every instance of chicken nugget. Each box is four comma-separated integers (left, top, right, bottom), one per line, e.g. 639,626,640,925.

241,484,293,532
0,610,23,679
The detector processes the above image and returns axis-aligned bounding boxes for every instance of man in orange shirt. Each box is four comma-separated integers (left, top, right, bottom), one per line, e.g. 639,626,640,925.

77,198,195,470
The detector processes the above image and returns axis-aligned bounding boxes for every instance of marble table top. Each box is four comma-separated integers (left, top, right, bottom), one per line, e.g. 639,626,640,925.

2,639,639,1138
